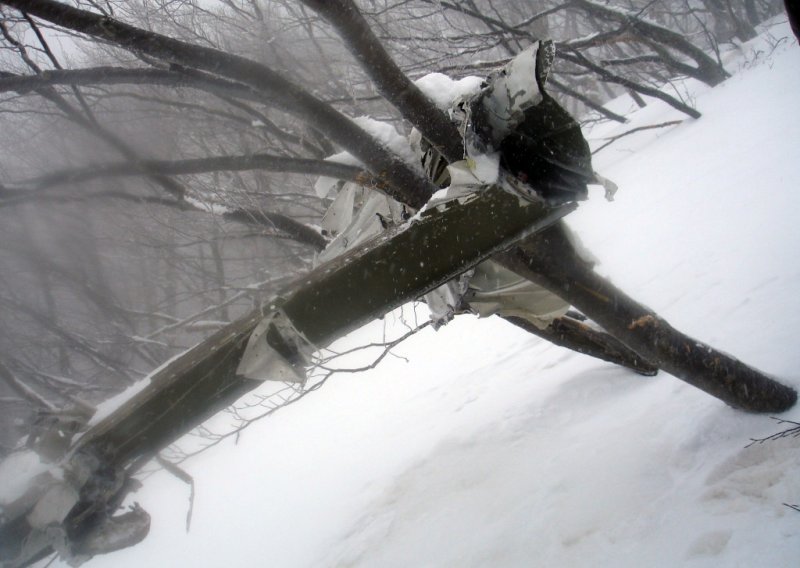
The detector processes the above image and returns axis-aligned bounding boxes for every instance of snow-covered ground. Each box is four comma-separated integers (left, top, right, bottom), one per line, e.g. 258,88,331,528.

67,21,800,568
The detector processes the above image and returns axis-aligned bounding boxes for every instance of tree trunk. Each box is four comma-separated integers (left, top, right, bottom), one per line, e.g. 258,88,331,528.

505,315,658,376
495,223,797,413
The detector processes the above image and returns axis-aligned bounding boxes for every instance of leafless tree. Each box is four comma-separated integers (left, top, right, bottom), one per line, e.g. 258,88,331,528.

0,1,795,563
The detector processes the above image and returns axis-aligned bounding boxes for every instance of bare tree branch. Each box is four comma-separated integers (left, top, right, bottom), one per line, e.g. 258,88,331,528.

300,0,464,163
559,49,702,119
570,0,729,85
0,359,58,410
5,153,375,192
495,224,797,412
0,21,188,200
0,66,267,105
592,119,683,154
3,0,436,208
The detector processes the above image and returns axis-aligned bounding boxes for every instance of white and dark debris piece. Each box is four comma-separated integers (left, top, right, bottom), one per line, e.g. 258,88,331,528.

305,42,596,333
466,40,594,204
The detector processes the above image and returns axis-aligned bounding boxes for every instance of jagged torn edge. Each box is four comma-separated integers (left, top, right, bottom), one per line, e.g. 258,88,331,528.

236,309,315,384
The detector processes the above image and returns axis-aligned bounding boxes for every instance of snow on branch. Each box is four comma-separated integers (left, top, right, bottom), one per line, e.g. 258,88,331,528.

301,0,464,164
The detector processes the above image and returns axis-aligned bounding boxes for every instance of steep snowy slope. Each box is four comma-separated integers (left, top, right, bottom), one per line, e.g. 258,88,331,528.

77,21,800,568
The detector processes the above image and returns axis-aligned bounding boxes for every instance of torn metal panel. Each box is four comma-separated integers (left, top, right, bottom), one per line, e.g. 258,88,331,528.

236,310,314,384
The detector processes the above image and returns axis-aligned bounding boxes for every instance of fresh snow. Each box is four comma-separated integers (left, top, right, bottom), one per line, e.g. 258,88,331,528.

350,116,419,169
84,346,195,429
314,116,419,198
50,22,800,568
414,73,483,110
184,195,232,216
0,451,50,507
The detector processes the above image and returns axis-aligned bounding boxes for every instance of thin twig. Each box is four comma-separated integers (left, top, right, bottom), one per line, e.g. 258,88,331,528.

315,321,431,373
746,418,800,447
592,120,683,154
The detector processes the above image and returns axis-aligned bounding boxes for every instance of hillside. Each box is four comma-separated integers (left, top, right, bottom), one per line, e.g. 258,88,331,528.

78,20,800,568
